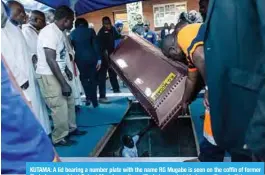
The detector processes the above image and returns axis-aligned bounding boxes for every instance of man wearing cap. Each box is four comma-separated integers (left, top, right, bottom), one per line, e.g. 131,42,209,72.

114,20,123,48
143,21,157,46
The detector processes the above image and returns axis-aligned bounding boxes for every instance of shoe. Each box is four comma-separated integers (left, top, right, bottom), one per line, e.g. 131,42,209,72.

85,101,91,106
75,106,81,113
54,138,77,147
113,90,121,93
99,98,111,104
70,129,87,136
93,103,99,108
184,158,200,162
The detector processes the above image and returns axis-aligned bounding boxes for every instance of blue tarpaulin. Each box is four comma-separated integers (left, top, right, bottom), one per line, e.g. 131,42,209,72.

1,58,56,174
35,0,143,16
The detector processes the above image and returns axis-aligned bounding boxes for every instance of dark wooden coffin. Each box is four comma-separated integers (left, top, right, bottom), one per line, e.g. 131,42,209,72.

110,34,188,129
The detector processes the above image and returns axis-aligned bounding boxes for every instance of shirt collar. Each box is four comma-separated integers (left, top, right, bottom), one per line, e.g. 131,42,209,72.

10,19,19,26
52,23,63,33
27,24,39,34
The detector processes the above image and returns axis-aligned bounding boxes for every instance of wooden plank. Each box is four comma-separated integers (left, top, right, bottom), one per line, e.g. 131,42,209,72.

89,125,118,157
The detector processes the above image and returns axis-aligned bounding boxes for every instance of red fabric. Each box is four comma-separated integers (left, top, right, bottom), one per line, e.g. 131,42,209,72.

73,61,78,76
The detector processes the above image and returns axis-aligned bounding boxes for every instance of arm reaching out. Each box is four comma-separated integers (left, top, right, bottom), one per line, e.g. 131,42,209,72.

192,46,206,83
181,70,199,103
138,121,155,138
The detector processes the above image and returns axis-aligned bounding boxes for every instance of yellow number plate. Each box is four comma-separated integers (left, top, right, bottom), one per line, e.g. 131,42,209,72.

150,73,176,101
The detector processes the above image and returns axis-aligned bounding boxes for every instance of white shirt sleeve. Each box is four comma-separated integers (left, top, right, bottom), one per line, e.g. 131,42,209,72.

132,135,140,144
22,26,37,57
41,30,58,51
121,148,130,157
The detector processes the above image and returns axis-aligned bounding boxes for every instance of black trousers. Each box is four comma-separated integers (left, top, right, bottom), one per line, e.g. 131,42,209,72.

98,63,120,98
76,60,98,106
198,138,252,162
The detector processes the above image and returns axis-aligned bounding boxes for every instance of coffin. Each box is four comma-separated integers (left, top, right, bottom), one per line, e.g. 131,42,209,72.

110,34,188,129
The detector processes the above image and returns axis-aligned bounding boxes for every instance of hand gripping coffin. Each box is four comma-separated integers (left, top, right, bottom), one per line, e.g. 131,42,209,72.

110,34,188,129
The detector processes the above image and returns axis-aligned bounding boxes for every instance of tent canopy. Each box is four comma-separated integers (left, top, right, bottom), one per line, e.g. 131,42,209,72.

35,0,142,16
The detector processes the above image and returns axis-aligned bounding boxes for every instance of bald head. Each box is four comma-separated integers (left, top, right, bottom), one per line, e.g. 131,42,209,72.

7,0,25,25
29,10,46,30
161,34,187,64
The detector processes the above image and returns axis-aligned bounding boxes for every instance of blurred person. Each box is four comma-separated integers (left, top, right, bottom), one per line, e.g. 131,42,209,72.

1,0,31,103
36,6,87,146
121,122,154,157
22,10,46,69
7,0,26,26
188,10,203,23
22,10,52,135
160,23,169,41
46,8,55,24
169,23,175,34
115,20,123,34
2,1,46,125
178,12,189,23
70,18,101,108
199,0,209,22
161,33,187,65
64,29,84,111
143,21,157,45
114,20,126,87
97,16,121,103
114,20,124,48
132,14,145,37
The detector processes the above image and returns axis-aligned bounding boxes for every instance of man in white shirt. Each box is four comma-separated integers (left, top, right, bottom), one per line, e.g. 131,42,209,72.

22,10,46,69
6,0,26,26
45,8,84,109
6,1,53,135
2,1,31,102
22,10,51,135
121,122,154,157
36,6,87,146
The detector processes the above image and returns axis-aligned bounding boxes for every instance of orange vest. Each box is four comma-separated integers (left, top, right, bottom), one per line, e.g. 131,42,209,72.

203,108,217,145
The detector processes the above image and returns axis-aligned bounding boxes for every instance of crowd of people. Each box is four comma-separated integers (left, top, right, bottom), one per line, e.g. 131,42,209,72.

1,0,201,146
1,0,160,148
1,0,126,147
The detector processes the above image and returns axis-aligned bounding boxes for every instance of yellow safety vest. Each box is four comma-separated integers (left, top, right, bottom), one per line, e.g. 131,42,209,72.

203,108,217,145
